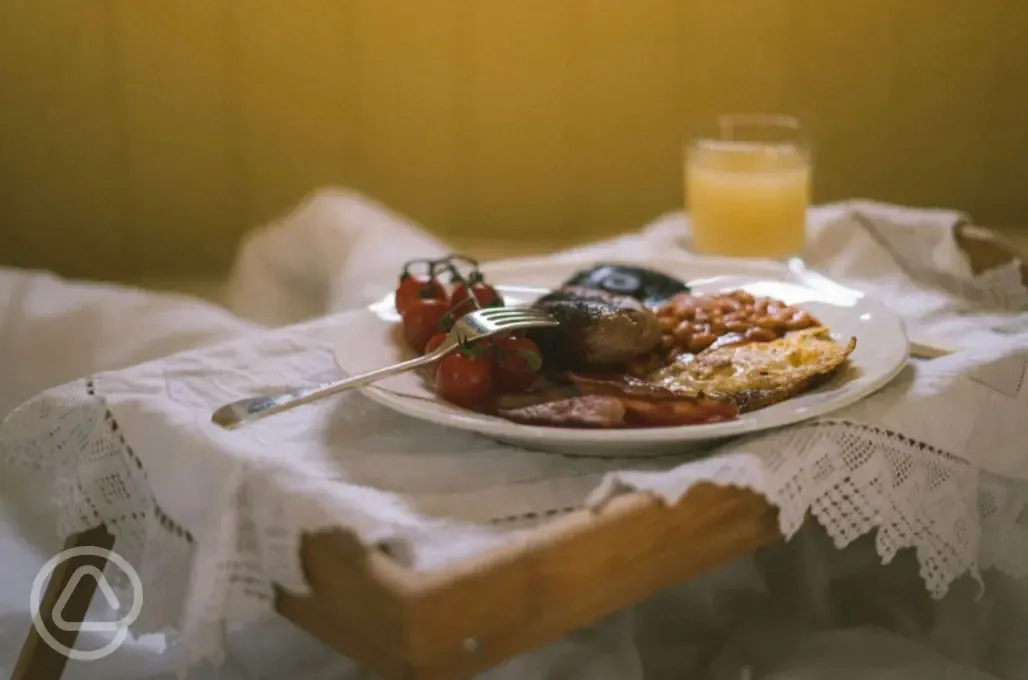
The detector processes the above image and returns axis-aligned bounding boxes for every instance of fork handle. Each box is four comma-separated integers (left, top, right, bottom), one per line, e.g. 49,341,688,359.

211,352,440,429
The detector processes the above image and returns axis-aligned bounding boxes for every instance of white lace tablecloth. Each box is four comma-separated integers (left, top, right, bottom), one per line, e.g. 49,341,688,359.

2,191,1027,678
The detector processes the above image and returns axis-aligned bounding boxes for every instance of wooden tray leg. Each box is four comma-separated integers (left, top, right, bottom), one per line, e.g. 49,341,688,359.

10,525,115,680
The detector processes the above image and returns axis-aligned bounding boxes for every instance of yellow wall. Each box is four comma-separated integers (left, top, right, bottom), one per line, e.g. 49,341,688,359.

1,0,1026,280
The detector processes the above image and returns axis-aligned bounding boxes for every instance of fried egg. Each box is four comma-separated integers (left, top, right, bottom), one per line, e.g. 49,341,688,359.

647,327,857,412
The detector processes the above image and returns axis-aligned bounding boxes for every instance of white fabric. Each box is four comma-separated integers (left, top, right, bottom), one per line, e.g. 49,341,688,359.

1,190,1027,680
224,189,449,326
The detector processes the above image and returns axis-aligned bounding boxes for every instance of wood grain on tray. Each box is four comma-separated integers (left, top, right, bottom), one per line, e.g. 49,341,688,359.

280,485,778,680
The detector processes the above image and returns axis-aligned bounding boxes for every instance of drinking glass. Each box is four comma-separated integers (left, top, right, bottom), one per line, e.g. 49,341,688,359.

684,114,811,259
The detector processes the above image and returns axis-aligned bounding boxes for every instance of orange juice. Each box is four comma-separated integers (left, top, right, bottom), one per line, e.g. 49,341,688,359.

686,140,809,259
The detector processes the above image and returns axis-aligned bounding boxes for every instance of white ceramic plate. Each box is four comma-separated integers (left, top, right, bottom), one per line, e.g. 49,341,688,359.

335,255,909,456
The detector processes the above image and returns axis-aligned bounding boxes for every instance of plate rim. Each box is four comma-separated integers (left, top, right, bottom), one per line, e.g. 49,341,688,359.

343,255,910,445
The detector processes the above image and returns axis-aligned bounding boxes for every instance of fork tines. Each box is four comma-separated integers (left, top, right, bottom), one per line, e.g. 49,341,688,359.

476,306,552,319
470,306,559,328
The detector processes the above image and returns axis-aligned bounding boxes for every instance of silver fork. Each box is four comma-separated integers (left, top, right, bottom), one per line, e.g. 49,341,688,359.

210,306,559,430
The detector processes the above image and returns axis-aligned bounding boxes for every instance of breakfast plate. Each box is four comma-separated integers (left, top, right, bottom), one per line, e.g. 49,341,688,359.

334,254,909,456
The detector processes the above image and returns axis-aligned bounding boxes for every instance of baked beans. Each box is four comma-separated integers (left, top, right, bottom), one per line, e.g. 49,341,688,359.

654,289,820,359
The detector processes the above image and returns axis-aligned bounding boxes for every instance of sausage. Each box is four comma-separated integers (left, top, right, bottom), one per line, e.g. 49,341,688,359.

531,286,662,366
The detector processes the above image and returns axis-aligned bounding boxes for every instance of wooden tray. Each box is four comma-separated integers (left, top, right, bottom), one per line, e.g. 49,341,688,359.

281,485,777,680
12,226,1026,680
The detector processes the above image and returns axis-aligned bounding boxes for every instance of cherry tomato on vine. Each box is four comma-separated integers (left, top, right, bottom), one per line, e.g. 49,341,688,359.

450,281,504,319
402,298,449,354
492,336,543,392
416,332,451,380
435,350,494,408
395,274,448,317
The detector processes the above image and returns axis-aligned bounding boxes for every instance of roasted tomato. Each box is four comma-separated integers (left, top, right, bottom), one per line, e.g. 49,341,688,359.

402,299,449,354
435,350,494,408
493,336,543,392
450,281,504,319
395,274,448,316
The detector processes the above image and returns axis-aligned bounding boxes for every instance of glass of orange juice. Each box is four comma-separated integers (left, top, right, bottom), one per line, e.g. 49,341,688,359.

685,114,810,259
